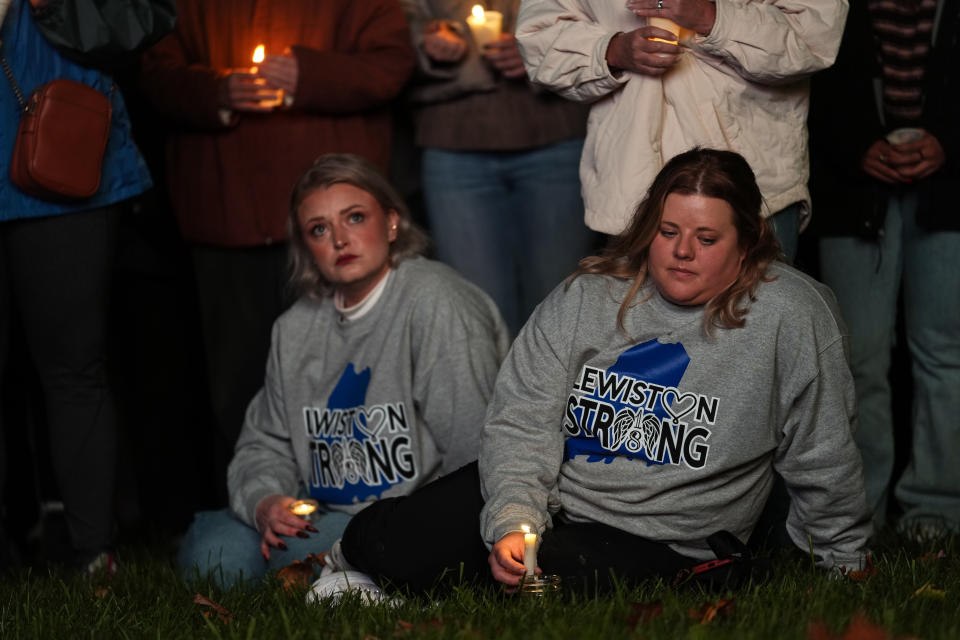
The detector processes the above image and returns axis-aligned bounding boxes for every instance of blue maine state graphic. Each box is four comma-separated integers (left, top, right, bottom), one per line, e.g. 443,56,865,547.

307,363,410,504
565,339,690,465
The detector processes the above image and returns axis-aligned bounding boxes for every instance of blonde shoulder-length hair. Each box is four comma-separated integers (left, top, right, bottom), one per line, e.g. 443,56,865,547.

287,153,429,299
574,147,781,334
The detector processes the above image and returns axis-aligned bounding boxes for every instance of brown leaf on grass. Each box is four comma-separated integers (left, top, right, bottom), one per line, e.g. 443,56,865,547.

93,587,110,599
394,619,446,635
848,555,877,583
688,598,735,625
193,593,232,624
917,550,946,563
807,613,918,640
627,601,663,629
913,582,946,599
277,553,327,591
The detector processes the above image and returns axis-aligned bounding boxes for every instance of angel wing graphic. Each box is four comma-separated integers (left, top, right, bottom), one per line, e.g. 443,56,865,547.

347,439,368,484
639,413,661,460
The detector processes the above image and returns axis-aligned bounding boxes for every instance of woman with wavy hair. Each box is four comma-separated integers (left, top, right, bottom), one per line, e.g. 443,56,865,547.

178,154,510,587
330,148,871,594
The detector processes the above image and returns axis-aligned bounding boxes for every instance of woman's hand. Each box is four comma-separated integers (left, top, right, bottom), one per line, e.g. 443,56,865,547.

422,21,468,63
217,70,280,112
605,28,681,76
254,494,316,560
258,52,299,95
861,139,924,184
488,531,540,586
482,34,527,79
626,0,717,35
893,131,946,180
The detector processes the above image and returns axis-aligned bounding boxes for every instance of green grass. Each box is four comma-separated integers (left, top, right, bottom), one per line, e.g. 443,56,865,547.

1,533,957,639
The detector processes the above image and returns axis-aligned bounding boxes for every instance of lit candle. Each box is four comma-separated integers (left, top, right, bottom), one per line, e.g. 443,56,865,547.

521,525,537,576
466,5,503,48
288,499,319,519
647,17,694,49
252,44,265,65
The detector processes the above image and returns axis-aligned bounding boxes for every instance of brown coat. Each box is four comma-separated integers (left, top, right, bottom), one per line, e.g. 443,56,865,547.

141,0,415,246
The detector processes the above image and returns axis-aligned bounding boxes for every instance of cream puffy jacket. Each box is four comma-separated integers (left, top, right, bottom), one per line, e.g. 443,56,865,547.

516,0,848,234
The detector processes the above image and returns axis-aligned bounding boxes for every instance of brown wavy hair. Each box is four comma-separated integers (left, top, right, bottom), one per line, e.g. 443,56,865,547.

287,153,429,299
574,147,781,334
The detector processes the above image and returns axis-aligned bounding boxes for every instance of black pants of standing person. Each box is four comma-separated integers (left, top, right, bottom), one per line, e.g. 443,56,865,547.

191,244,289,504
340,462,708,595
0,206,120,564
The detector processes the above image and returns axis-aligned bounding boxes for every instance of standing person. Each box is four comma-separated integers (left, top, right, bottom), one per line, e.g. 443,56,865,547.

0,0,173,572
178,154,511,588
512,0,849,262
403,0,594,334
810,0,959,533
330,148,871,595
139,1,416,500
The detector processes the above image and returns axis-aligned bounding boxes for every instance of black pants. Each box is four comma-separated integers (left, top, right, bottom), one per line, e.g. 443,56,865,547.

191,244,290,502
0,206,120,556
341,462,701,594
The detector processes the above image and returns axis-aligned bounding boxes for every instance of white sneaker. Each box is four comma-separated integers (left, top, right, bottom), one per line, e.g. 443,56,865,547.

306,570,400,606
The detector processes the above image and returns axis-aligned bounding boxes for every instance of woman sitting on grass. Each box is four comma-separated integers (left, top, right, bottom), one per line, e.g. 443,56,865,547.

178,153,510,587
332,148,873,593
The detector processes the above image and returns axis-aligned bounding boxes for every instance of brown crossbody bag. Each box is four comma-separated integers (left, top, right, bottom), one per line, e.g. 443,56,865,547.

2,47,112,201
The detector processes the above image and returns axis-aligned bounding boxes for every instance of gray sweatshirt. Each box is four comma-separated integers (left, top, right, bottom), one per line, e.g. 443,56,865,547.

479,262,872,570
229,257,511,527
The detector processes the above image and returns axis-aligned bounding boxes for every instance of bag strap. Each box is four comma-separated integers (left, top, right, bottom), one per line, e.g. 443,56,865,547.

0,53,27,110
0,52,115,113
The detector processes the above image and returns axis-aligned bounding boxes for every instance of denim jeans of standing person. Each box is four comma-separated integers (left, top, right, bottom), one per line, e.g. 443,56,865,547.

820,191,960,531
422,138,595,335
766,202,802,264
178,504,352,588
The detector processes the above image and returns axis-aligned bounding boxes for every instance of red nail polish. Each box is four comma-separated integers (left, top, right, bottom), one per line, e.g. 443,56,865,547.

278,541,288,550
296,531,309,539
306,525,318,533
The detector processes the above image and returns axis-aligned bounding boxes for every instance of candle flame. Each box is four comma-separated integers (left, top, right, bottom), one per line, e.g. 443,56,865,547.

521,524,530,533
252,44,265,64
471,4,485,20
288,500,318,516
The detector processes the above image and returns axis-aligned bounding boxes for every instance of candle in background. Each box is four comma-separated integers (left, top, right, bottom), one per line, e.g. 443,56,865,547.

521,525,537,576
250,44,284,108
466,5,503,48
252,44,265,70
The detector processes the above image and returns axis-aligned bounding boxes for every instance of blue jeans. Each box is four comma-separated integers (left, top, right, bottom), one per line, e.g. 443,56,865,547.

178,508,352,588
422,139,596,335
820,192,960,529
767,202,802,264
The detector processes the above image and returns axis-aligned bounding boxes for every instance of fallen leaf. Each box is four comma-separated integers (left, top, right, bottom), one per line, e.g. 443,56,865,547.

689,598,734,625
627,601,663,629
848,556,876,582
913,582,946,599
93,587,110,599
807,612,918,640
394,619,445,635
917,550,946,563
277,553,326,591
193,593,232,624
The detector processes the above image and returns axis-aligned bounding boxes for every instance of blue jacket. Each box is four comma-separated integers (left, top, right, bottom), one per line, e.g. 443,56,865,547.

0,0,152,222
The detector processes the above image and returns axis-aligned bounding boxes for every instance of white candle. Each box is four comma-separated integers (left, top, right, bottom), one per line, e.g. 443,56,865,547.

521,525,537,576
466,5,503,48
647,17,694,49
